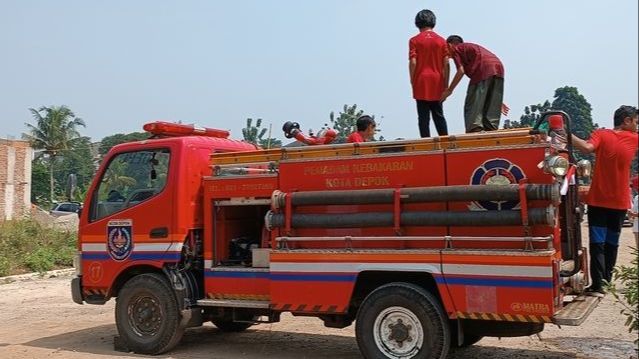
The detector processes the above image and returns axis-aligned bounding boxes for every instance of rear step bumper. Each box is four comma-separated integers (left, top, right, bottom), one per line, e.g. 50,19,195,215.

553,295,601,326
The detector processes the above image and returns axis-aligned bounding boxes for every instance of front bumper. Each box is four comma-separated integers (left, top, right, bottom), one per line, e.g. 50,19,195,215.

71,276,83,304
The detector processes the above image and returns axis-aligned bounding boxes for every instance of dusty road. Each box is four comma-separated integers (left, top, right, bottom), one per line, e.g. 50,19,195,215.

0,226,637,359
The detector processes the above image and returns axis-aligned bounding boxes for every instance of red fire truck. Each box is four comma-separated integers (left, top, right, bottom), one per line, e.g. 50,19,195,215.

71,113,599,358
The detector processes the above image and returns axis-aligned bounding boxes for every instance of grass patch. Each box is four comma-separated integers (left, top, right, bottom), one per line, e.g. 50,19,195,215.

0,218,76,276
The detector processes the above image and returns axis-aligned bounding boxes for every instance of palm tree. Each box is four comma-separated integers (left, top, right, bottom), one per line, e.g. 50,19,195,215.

101,159,136,195
23,105,86,202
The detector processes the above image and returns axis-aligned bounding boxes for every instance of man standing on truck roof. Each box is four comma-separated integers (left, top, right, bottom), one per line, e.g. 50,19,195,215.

441,35,505,133
347,115,376,143
571,105,639,297
409,9,450,138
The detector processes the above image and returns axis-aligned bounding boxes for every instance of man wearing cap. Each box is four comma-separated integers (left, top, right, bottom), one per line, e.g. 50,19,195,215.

571,105,639,297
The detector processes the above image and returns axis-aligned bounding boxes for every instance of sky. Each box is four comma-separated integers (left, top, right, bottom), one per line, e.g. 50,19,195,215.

1,1,637,143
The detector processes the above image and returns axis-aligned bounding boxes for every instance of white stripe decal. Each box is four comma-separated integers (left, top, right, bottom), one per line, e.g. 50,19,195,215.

82,242,183,253
270,262,441,274
442,264,552,278
269,262,551,278
167,242,184,252
82,243,106,252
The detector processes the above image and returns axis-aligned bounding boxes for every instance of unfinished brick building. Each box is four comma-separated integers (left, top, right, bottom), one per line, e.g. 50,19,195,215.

0,139,32,221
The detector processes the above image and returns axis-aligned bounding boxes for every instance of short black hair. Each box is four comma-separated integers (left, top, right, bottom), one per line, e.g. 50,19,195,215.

446,35,464,44
614,105,638,127
356,115,375,132
415,10,436,29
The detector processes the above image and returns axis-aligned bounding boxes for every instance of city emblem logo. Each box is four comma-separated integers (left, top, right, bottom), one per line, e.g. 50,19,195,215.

107,219,133,261
469,158,526,211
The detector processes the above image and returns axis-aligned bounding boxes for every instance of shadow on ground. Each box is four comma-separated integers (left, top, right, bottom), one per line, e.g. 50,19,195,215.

22,324,606,359
542,337,637,359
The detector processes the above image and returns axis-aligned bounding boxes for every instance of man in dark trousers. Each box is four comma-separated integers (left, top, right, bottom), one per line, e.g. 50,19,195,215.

409,9,450,138
571,105,638,296
442,35,505,133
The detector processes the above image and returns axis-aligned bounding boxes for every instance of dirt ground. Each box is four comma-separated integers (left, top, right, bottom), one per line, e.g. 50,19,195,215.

0,225,637,359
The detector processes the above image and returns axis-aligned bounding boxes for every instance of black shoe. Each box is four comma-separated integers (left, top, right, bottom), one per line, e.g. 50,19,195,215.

585,287,605,298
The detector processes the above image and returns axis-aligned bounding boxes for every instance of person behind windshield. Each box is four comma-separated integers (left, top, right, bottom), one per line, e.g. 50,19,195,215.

107,190,125,202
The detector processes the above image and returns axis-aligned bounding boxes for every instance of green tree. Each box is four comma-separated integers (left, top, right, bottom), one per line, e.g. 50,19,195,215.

503,100,552,129
30,159,50,205
327,104,382,143
54,136,96,202
100,160,136,196
551,86,597,140
328,104,364,143
241,118,282,148
23,106,86,202
99,132,148,157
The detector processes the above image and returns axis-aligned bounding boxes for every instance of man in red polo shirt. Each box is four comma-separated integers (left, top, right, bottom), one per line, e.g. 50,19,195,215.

347,115,376,143
409,9,450,138
442,35,505,133
572,105,639,296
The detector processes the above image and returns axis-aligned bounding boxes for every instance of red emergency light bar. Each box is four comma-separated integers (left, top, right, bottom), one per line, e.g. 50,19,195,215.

143,121,230,138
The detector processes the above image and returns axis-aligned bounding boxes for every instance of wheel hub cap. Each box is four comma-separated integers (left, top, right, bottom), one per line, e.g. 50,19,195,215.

129,295,162,337
373,306,424,358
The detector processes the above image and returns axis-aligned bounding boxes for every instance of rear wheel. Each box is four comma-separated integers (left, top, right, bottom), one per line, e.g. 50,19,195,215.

115,273,184,354
355,282,450,359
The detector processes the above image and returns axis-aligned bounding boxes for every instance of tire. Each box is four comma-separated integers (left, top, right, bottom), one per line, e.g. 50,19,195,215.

115,273,185,354
355,282,450,359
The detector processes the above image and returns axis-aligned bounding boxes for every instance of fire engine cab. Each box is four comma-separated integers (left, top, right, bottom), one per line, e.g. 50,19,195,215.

71,113,599,359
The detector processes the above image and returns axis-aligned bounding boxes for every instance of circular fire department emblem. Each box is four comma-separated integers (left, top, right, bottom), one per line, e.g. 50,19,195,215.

470,158,525,211
107,223,133,261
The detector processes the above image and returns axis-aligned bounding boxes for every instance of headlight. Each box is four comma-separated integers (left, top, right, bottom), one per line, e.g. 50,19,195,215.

577,159,592,179
544,155,569,176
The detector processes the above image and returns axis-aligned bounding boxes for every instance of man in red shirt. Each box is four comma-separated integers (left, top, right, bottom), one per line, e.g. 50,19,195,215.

347,115,376,143
442,35,505,133
572,105,639,296
409,9,450,138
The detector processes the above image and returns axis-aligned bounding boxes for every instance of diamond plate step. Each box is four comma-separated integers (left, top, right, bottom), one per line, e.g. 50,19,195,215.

553,295,601,326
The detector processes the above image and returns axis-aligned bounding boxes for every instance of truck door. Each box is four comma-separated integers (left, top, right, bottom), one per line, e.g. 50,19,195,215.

81,148,175,289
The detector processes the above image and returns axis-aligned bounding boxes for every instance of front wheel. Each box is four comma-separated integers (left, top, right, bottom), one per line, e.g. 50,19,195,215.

115,273,185,354
355,282,450,359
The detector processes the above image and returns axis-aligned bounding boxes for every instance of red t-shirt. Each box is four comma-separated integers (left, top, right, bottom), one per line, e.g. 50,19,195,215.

586,129,639,210
451,43,504,85
347,132,365,143
409,30,448,101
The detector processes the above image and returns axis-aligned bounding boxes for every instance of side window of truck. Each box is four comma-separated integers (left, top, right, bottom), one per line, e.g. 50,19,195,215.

90,149,171,221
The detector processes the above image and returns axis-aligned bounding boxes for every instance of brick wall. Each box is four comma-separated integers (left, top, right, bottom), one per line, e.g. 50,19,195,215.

0,139,32,221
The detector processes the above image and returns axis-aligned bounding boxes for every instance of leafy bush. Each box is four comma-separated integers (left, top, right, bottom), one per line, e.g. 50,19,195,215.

0,219,77,276
608,247,638,344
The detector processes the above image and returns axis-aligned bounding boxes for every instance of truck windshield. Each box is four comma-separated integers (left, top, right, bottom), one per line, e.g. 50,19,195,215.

90,148,170,221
